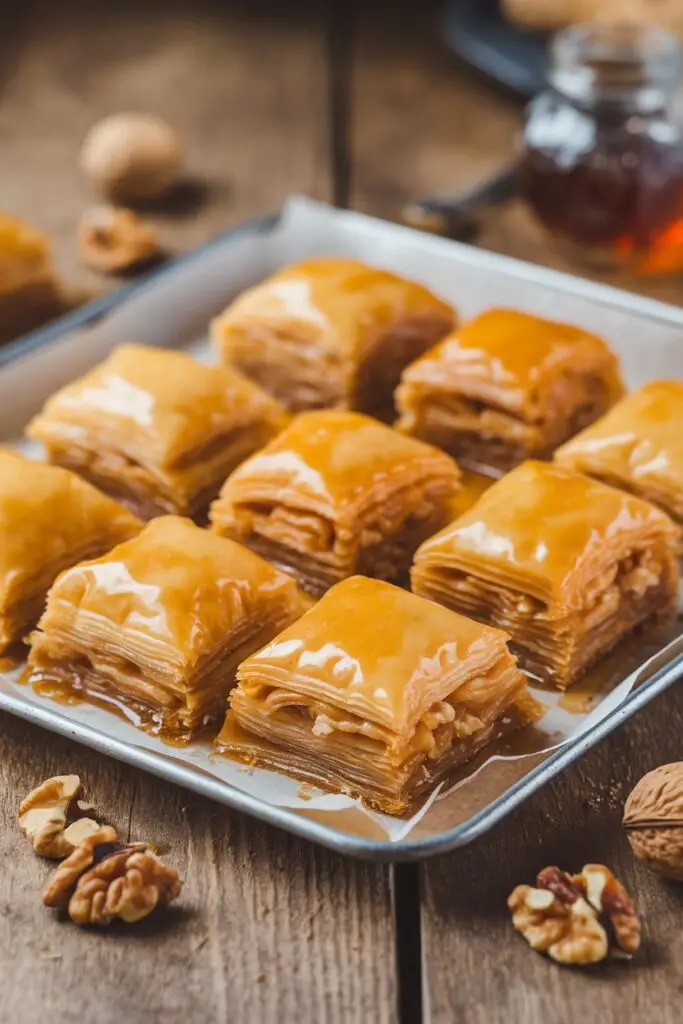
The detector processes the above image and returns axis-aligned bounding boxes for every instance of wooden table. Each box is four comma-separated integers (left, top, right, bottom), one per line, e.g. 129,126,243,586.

2,3,683,1021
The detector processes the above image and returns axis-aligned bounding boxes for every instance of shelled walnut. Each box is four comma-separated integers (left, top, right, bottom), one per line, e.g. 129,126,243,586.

624,763,683,879
508,864,640,965
18,775,105,859
44,827,182,926
79,206,160,274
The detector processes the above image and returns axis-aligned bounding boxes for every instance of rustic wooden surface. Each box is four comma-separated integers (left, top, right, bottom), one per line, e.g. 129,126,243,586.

2,2,683,1022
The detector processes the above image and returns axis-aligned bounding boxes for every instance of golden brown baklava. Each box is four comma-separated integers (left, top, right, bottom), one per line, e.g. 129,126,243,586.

27,516,304,742
0,450,141,652
412,461,679,688
27,344,288,520
210,409,461,596
216,575,539,815
0,214,63,345
211,258,455,420
395,308,625,474
555,381,683,552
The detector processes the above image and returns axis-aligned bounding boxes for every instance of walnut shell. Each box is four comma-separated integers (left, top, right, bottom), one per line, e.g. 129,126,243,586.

80,113,183,202
623,763,683,880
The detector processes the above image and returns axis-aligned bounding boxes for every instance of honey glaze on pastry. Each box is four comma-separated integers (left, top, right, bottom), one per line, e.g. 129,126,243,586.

210,409,461,596
412,461,679,688
211,258,455,420
27,516,304,743
555,381,683,551
27,344,288,520
216,575,541,816
395,309,624,474
0,213,63,345
0,449,141,652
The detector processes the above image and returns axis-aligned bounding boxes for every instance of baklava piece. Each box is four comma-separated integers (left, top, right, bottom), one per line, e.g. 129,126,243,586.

27,516,303,742
211,258,455,420
27,344,287,520
210,410,461,596
0,214,64,344
216,575,539,816
0,450,140,652
555,381,683,552
412,461,679,688
395,309,624,474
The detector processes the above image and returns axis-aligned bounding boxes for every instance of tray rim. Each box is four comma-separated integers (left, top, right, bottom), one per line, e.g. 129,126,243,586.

3,194,683,861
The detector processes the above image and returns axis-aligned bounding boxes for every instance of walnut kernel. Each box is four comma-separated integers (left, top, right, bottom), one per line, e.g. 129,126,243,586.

18,775,105,859
44,827,182,926
79,206,159,274
624,763,683,880
508,864,640,965
80,113,183,202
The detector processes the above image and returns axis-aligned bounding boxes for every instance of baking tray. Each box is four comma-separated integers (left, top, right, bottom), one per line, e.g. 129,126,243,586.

1,195,682,861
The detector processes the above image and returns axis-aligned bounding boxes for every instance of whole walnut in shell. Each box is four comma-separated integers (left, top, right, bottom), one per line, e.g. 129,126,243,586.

80,113,183,202
624,763,683,880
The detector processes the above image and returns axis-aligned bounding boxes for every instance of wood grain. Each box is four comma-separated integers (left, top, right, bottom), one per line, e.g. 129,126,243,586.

0,712,398,1024
421,687,683,1024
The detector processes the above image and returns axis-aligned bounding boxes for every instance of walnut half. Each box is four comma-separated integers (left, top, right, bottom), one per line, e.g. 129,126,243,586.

508,864,640,965
79,206,160,274
18,775,106,859
44,827,182,926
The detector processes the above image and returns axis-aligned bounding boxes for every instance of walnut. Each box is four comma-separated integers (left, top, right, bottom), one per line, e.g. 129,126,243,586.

79,206,160,274
18,775,105,859
508,864,640,965
80,113,183,202
623,763,683,880
44,827,182,926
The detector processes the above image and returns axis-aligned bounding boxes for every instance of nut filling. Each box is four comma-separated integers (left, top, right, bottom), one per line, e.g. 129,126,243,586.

508,864,640,965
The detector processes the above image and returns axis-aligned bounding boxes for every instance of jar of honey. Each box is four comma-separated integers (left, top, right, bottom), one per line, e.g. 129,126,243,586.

519,23,683,275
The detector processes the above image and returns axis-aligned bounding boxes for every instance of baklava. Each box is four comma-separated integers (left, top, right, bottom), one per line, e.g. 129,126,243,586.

0,214,63,345
412,461,679,688
555,381,683,552
0,449,141,652
216,575,539,815
211,258,455,420
27,515,303,742
210,409,461,596
395,308,625,474
27,344,288,520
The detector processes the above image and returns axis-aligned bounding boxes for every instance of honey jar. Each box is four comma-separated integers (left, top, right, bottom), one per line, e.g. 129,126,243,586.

520,23,683,275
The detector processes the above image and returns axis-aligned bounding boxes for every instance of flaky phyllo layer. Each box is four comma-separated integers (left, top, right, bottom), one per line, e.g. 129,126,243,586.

27,344,287,519
395,309,624,473
211,258,455,418
27,516,303,742
216,577,540,815
211,410,461,596
412,462,680,687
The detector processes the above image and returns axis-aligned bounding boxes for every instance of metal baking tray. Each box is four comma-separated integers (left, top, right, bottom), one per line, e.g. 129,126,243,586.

1,196,681,861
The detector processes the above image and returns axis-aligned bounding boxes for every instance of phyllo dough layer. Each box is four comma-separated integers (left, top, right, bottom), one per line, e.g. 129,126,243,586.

555,381,683,548
27,516,304,742
395,309,624,474
210,410,461,596
211,258,455,420
412,461,679,688
216,575,539,815
0,214,63,345
27,344,288,520
0,450,141,651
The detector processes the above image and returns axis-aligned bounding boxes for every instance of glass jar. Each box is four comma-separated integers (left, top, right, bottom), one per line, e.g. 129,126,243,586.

519,23,683,275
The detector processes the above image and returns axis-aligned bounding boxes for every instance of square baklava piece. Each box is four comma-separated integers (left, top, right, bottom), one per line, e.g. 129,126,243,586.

0,214,64,345
216,575,539,815
0,450,141,652
211,258,455,420
27,344,288,520
395,308,625,474
210,409,461,596
555,381,683,551
412,461,679,688
27,516,304,742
